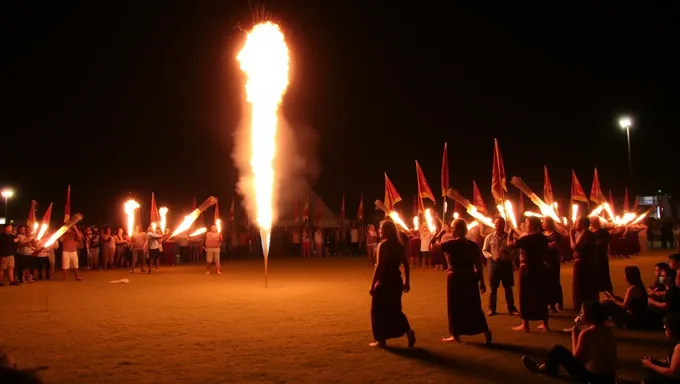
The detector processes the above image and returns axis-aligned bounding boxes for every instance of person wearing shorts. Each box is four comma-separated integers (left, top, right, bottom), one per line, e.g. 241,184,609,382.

60,227,82,281
205,225,222,275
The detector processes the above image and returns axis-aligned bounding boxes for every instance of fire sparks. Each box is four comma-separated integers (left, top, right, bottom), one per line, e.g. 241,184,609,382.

124,200,140,237
44,214,83,248
238,22,290,232
36,224,48,240
571,204,579,223
189,227,207,237
159,207,168,233
389,211,410,231
171,197,217,237
424,208,436,233
216,219,222,233
504,200,518,229
413,216,419,230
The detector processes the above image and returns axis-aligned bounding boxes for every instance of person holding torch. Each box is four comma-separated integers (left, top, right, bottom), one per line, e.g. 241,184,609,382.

205,225,222,275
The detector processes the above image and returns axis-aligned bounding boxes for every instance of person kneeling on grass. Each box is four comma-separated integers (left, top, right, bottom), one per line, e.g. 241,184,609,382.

522,300,617,383
641,313,680,383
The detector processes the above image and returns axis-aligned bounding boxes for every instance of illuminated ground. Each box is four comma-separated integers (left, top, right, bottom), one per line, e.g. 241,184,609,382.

0,250,672,383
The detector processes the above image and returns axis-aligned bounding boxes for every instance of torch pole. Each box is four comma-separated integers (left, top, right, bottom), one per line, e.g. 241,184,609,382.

260,229,271,288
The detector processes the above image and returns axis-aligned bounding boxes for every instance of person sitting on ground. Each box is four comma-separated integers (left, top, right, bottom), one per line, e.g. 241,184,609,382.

649,268,680,329
668,254,680,287
641,313,680,383
522,300,617,383
650,262,671,298
602,266,649,329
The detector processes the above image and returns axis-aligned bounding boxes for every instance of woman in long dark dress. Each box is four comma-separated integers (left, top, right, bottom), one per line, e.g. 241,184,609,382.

570,217,599,312
508,216,550,332
591,217,614,296
441,219,492,343
542,217,564,313
369,220,416,348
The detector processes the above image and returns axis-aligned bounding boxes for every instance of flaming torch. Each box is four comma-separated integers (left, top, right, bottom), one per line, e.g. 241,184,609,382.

159,207,168,233
171,197,217,236
44,214,83,248
124,200,140,238
238,22,290,288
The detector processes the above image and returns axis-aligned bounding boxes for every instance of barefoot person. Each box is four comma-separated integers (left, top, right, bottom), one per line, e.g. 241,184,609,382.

441,219,492,344
571,217,598,311
508,216,550,332
61,227,83,281
522,300,617,383
368,220,416,349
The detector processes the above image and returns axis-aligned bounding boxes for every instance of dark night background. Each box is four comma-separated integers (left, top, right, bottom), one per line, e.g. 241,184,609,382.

0,2,677,226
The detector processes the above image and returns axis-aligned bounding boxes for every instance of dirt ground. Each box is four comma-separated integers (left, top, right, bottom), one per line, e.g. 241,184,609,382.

0,249,674,383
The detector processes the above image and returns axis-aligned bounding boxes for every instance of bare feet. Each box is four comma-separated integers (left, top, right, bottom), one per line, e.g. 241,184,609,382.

537,324,550,332
512,325,530,332
407,330,416,348
442,336,461,343
369,341,386,348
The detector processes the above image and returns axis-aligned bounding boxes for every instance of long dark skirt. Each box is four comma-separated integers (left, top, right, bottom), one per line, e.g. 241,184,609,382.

573,260,598,311
545,256,564,308
371,279,410,341
595,253,613,293
447,271,488,336
518,264,549,321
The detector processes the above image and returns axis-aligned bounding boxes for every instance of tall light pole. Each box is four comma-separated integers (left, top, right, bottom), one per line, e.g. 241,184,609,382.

619,117,633,181
1,189,14,219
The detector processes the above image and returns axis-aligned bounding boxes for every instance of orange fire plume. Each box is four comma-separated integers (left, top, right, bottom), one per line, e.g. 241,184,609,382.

510,177,561,224
189,227,207,237
171,197,218,237
44,214,83,248
124,200,140,238
445,188,495,228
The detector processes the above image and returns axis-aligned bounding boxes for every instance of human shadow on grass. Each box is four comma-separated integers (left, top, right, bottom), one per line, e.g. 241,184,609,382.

385,347,524,382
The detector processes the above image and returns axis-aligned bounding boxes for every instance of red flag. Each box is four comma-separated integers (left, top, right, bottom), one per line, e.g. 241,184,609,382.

632,195,639,212
40,203,53,227
229,196,235,220
589,168,606,204
543,166,554,205
415,161,436,202
608,190,615,209
303,196,310,222
441,143,449,197
292,197,299,223
340,194,346,222
27,200,37,226
491,139,507,204
570,171,588,203
64,185,71,223
214,198,220,224
384,173,402,212
150,192,160,224
519,193,525,216
623,189,629,211
315,196,323,225
357,192,364,220
472,181,488,214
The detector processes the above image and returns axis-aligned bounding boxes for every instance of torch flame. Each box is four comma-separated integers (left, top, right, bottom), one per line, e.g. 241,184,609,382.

36,223,48,240
238,22,290,231
216,218,222,233
159,207,168,233
504,200,518,230
424,208,436,233
453,212,459,220
413,216,419,231
467,221,479,230
189,227,207,237
389,211,410,231
571,204,579,224
124,200,140,237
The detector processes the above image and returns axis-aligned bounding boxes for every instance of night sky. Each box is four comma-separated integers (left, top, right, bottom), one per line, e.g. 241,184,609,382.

1,2,676,225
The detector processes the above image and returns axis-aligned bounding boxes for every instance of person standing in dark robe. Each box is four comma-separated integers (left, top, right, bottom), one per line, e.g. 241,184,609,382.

570,217,599,312
542,217,564,313
368,220,416,349
508,216,550,332
441,219,492,343
482,217,518,316
591,217,614,296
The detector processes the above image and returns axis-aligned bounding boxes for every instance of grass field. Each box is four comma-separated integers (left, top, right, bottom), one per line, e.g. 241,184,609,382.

0,250,673,383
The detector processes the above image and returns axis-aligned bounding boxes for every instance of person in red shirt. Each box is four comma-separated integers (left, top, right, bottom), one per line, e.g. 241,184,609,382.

61,226,83,281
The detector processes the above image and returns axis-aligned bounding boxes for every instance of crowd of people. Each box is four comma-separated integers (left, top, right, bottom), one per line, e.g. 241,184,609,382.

369,216,680,383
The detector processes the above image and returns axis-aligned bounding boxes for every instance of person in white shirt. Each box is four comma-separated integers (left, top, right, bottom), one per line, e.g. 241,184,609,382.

419,224,432,269
205,225,223,275
146,227,166,274
482,217,518,316
350,225,359,257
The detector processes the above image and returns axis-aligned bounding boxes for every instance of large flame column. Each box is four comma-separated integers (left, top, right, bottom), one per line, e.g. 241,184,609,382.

238,22,290,288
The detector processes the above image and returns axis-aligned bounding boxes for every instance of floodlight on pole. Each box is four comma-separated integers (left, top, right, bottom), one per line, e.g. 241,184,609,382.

618,116,633,181
1,189,14,219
